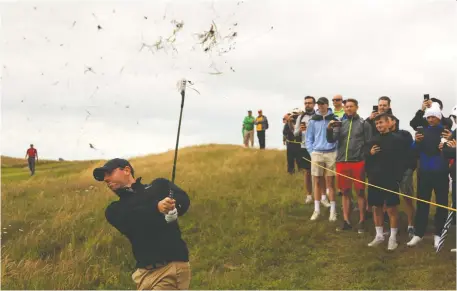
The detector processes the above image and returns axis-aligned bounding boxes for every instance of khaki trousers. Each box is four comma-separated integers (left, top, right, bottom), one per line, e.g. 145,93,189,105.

132,261,191,290
243,130,254,147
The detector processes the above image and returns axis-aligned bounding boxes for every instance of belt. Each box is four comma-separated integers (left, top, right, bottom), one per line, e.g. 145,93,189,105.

144,261,170,270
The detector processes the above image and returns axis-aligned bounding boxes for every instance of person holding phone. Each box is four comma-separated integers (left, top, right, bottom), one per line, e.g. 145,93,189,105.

387,115,417,238
366,96,395,135
407,103,450,249
409,95,450,131
294,96,319,204
305,97,340,221
364,113,407,251
283,108,303,174
326,99,373,233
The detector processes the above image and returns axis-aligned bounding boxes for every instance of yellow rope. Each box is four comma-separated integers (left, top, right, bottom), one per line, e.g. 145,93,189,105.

298,155,456,212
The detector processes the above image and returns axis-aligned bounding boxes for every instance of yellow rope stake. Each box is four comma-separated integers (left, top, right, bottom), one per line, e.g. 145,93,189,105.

298,155,456,212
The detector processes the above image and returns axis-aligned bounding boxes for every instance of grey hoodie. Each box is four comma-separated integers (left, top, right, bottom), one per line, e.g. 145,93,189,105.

326,114,373,162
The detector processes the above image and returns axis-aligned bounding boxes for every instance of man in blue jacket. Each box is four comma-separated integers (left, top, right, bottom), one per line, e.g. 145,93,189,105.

306,97,339,222
407,104,450,249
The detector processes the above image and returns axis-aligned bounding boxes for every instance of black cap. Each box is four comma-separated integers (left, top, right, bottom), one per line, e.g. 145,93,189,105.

93,158,134,181
317,97,329,105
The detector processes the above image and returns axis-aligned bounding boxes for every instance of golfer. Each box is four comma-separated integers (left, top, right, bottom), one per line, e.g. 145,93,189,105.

93,158,191,290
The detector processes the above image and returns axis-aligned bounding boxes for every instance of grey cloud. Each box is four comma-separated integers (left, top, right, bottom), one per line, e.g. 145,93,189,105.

1,0,456,160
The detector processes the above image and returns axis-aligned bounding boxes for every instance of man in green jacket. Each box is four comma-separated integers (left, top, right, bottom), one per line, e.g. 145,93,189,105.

242,110,255,147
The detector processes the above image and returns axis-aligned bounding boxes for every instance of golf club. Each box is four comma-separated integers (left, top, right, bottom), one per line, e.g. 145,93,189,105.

165,78,187,223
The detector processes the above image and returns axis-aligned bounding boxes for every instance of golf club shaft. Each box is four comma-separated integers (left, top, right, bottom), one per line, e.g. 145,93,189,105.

169,89,186,198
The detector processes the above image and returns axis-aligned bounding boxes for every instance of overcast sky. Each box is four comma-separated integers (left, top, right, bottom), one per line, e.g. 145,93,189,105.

1,0,456,161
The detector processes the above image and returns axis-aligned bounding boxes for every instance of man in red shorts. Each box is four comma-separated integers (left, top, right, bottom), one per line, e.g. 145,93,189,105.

25,144,38,176
326,98,373,233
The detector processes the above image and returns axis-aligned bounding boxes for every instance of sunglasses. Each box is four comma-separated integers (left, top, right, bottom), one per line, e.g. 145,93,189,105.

332,99,342,101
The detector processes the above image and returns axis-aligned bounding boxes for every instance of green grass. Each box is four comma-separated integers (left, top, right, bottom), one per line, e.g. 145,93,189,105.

1,145,456,289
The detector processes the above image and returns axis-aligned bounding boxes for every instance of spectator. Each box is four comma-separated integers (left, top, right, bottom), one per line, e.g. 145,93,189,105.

340,100,349,121
255,109,269,149
410,97,448,130
306,97,339,221
450,105,457,130
366,96,395,135
386,115,417,238
92,158,191,289
294,96,317,204
242,110,255,148
283,113,291,145
364,113,407,251
332,94,345,120
326,98,372,233
440,129,456,252
284,108,303,174
407,103,450,249
25,144,38,176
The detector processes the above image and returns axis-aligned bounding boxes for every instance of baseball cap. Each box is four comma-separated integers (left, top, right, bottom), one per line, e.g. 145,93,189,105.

93,158,134,181
317,97,329,105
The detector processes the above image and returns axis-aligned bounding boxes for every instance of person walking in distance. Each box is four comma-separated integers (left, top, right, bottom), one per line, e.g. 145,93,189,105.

25,144,38,175
242,110,255,148
364,113,407,251
306,97,339,221
326,98,372,233
93,158,191,290
294,96,317,204
387,115,417,238
407,104,450,249
255,109,269,149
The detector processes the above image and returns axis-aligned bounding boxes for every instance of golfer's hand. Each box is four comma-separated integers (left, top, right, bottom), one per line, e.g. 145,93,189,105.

370,145,381,155
165,208,178,223
158,197,176,214
415,133,424,142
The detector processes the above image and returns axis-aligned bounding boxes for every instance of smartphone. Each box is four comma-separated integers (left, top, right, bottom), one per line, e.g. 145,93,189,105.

424,94,430,100
373,105,378,112
416,126,424,135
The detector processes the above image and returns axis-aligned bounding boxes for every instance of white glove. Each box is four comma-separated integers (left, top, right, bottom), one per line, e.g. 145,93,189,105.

165,208,178,223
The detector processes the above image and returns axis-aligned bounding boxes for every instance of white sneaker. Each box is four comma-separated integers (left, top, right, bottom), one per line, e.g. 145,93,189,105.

407,236,423,247
310,211,320,221
368,236,385,247
321,198,331,208
388,238,398,251
329,211,337,222
451,249,456,252
305,196,313,204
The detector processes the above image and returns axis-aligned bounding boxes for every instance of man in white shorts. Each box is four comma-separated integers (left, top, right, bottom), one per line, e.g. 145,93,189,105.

306,97,340,221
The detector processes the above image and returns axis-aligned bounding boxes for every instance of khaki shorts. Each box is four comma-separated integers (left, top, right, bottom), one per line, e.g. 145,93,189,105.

132,261,191,290
311,151,337,177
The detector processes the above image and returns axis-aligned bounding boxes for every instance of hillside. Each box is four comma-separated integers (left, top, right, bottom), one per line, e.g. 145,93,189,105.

1,145,456,290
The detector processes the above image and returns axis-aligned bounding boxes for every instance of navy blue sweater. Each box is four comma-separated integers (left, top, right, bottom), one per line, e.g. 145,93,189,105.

412,124,448,173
